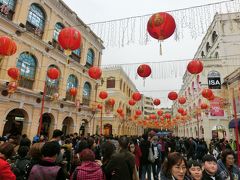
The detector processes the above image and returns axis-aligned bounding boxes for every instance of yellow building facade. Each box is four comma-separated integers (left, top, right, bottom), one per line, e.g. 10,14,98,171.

0,0,104,140
95,66,144,136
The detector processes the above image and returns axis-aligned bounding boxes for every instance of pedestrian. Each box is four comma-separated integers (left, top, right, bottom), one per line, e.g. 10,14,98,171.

160,152,190,180
217,149,240,179
150,136,161,180
28,141,66,180
0,142,16,180
70,148,104,180
187,160,202,180
202,154,222,180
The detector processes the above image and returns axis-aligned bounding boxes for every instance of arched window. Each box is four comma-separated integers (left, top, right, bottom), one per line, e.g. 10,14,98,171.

82,82,91,106
71,48,81,63
26,3,46,37
17,52,37,89
0,0,16,19
86,49,94,67
66,74,78,101
46,65,60,96
212,31,218,43
206,42,211,52
53,22,64,41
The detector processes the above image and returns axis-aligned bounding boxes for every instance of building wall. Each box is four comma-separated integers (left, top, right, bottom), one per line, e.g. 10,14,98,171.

173,12,240,143
0,0,104,140
95,67,144,136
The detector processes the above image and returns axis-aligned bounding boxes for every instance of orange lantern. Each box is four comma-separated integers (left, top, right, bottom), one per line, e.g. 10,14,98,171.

129,99,136,106
97,104,103,109
178,97,186,104
201,103,208,109
132,92,141,101
135,110,142,116
69,87,77,96
117,108,123,114
157,109,163,116
88,66,102,80
7,67,20,80
107,98,115,106
0,36,17,56
202,88,213,99
47,68,60,80
99,91,108,100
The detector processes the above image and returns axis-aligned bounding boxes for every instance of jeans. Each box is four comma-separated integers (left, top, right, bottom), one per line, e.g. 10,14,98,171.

152,160,161,180
141,164,152,180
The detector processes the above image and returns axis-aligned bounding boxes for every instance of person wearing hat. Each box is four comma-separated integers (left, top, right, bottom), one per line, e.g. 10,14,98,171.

202,154,222,180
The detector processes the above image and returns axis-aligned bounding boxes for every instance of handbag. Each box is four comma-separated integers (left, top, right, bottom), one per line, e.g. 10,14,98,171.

148,144,155,163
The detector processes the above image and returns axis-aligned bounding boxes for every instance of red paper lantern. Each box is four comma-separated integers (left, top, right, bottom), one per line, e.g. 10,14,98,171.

69,87,77,96
88,66,102,80
153,99,161,106
150,114,157,120
201,103,208,109
164,113,171,119
132,92,141,101
208,94,215,101
181,111,187,116
176,115,180,120
160,116,165,121
178,108,184,114
187,59,203,74
97,104,103,109
147,12,176,40
157,109,163,116
202,88,213,99
129,99,136,106
108,98,115,106
0,36,17,56
47,68,60,80
168,91,178,101
137,64,151,78
178,97,186,104
117,108,123,114
58,27,81,54
99,91,108,100
135,110,142,116
7,67,20,80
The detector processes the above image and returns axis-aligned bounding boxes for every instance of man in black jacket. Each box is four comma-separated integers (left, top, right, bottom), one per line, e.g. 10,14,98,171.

140,134,151,180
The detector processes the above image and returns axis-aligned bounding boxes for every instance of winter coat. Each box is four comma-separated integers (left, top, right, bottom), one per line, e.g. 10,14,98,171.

217,159,240,180
71,161,104,180
139,140,151,165
0,157,16,180
160,172,190,180
202,170,223,180
11,156,30,180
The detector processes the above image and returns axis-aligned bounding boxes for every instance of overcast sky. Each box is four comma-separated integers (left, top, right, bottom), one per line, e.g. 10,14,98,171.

62,0,229,107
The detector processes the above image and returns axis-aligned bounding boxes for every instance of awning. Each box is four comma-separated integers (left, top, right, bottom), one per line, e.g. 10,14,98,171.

229,118,240,128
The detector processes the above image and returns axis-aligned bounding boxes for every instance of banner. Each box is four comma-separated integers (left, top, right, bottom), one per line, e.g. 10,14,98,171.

210,97,225,116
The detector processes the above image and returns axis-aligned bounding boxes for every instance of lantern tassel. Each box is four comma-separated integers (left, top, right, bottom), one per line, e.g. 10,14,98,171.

160,41,162,55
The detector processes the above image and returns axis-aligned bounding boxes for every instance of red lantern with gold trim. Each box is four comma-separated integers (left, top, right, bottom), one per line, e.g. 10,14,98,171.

187,59,203,74
201,103,208,109
117,108,123,114
88,66,102,80
153,99,161,106
178,97,186,104
0,36,17,56
108,98,115,106
135,110,142,116
202,88,213,99
147,12,176,40
137,64,151,78
132,92,141,101
157,109,163,116
47,68,60,80
7,67,20,80
129,99,136,106
58,27,81,55
99,91,108,100
69,87,77,96
168,91,178,101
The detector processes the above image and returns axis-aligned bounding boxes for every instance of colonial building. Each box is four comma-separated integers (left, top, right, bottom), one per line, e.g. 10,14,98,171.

95,66,144,136
0,0,104,140
222,67,240,139
173,12,240,142
141,95,155,119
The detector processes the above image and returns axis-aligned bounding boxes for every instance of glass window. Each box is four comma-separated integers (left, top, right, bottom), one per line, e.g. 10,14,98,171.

86,49,94,66
46,65,60,96
17,52,37,89
72,48,81,56
17,53,36,80
0,0,16,10
107,77,115,88
27,4,45,30
67,74,78,90
53,22,64,41
82,82,91,106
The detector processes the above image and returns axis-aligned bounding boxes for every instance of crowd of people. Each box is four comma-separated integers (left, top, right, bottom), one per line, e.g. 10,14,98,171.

0,130,239,180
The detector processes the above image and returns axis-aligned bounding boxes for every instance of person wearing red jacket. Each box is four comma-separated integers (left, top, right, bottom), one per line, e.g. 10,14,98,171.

0,142,16,180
